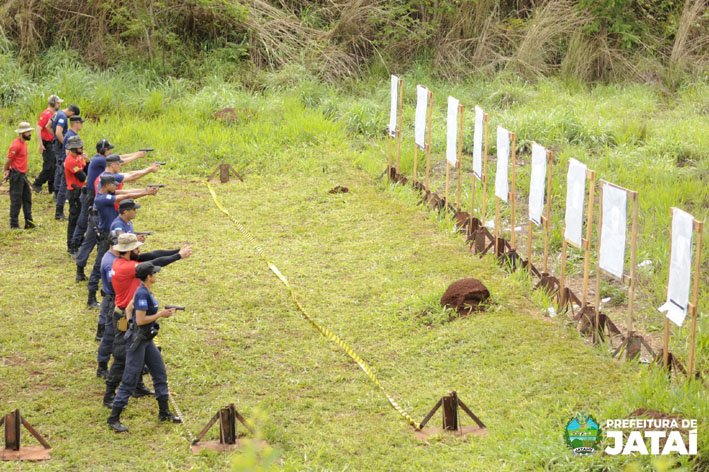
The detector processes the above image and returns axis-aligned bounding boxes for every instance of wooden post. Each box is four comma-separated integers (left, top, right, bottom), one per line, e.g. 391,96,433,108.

687,219,704,376
627,191,639,338
663,209,673,369
386,132,392,185
594,181,603,344
542,150,553,274
481,113,489,223
456,104,464,211
581,170,596,307
441,392,459,431
445,162,450,208
509,132,517,249
560,239,568,308
395,78,404,173
424,92,433,190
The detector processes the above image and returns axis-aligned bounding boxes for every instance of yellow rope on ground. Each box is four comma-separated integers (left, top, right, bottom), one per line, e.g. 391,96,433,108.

206,182,421,430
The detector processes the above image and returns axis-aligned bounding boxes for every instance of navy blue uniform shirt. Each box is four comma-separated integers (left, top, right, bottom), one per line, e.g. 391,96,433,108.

93,193,118,232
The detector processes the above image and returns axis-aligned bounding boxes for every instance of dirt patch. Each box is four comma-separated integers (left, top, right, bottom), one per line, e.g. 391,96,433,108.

440,278,490,315
214,107,258,124
329,185,349,194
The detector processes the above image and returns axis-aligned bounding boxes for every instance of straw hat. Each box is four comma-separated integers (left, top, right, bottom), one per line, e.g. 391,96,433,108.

113,233,143,252
14,122,33,134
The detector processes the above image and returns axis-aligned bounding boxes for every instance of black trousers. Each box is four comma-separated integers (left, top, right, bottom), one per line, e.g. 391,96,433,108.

32,140,56,192
106,314,147,395
66,188,82,251
9,170,32,228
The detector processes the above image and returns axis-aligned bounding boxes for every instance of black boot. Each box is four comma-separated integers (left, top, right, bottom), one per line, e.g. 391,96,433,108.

157,398,182,423
95,322,105,342
132,380,154,398
87,290,100,309
103,383,117,408
107,406,128,432
97,361,108,379
76,265,87,282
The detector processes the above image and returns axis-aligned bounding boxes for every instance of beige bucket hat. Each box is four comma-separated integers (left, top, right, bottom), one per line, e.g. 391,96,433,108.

14,122,33,134
113,232,143,252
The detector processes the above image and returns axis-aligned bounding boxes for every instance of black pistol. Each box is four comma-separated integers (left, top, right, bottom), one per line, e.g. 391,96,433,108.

147,184,166,188
140,148,154,152
164,305,185,311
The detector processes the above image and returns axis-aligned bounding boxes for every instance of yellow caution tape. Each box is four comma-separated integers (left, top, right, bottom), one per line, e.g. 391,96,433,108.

206,182,421,430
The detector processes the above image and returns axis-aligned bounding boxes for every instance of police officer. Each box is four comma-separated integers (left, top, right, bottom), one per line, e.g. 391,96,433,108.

3,122,35,229
71,141,148,251
111,199,141,237
103,234,191,410
64,134,90,254
32,95,62,194
107,262,182,432
52,104,79,220
80,174,157,309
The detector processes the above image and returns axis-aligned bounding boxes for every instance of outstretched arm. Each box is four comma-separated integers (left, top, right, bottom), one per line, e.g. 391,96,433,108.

122,163,160,183
118,150,146,164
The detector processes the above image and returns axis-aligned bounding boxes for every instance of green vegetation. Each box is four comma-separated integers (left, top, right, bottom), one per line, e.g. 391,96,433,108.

0,61,707,469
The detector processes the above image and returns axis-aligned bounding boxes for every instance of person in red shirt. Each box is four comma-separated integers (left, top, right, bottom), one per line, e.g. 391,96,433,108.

3,122,34,229
64,133,90,253
104,233,191,407
32,94,62,194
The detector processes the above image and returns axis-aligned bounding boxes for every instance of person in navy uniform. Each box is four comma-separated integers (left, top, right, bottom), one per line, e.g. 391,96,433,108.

107,262,182,432
110,199,141,237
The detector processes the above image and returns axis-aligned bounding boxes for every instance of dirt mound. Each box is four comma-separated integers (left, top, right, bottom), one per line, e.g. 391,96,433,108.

214,107,238,122
329,185,349,194
440,278,490,314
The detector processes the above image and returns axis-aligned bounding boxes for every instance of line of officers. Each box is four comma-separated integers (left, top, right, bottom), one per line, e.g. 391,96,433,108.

4,94,194,433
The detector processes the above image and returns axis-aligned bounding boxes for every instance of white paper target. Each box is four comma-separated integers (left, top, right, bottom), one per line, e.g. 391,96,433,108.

564,158,587,246
388,75,398,137
599,184,627,278
528,143,547,225
495,126,510,202
659,208,694,327
446,96,459,166
473,106,484,178
414,85,428,149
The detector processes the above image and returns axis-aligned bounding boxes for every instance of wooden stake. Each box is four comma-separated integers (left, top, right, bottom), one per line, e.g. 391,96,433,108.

509,132,517,249
581,170,596,307
663,209,673,369
687,219,704,376
481,113,489,222
386,134,392,185
456,104,464,211
560,238,568,308
424,92,433,190
627,190,639,338
594,181,603,344
445,162,450,209
542,150,553,273
494,199,500,255
395,78,404,173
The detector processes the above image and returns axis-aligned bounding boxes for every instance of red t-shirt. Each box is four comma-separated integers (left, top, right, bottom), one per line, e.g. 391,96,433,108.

6,138,28,174
37,108,55,142
64,153,87,190
112,258,140,309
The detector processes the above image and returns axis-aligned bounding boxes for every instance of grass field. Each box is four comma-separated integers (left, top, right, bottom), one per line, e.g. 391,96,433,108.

0,75,707,471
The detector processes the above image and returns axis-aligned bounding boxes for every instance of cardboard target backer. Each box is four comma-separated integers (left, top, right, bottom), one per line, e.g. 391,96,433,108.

495,126,510,202
564,158,587,246
659,208,694,327
528,143,547,225
446,96,459,166
415,85,428,149
599,183,627,278
388,75,398,137
473,106,484,178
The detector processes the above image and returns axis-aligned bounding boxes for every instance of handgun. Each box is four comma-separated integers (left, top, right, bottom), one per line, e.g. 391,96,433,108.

147,184,166,188
164,305,185,311
135,231,153,236
140,148,154,152
154,162,166,166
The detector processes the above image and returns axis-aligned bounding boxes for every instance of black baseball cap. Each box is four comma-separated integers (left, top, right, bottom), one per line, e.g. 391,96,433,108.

96,139,115,153
69,115,84,123
106,154,124,164
67,104,80,115
99,174,117,186
135,262,161,279
119,199,141,213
